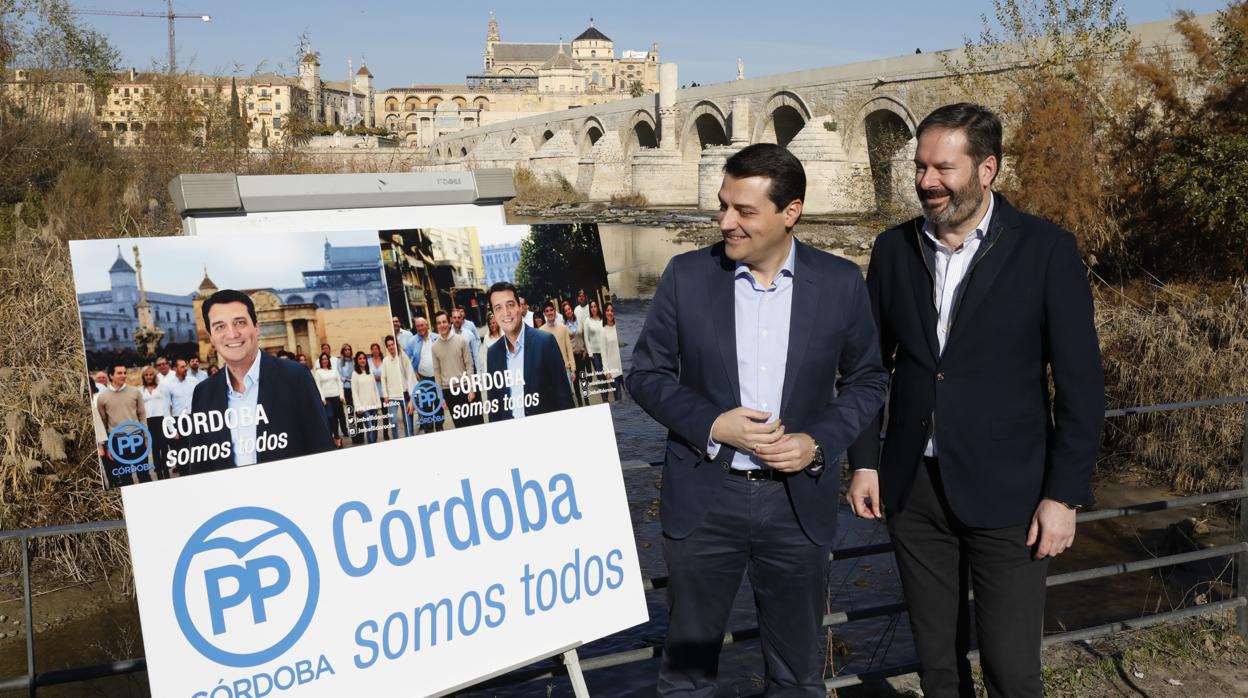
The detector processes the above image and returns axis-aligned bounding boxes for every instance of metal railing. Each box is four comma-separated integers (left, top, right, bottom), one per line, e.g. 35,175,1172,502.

2,397,1246,695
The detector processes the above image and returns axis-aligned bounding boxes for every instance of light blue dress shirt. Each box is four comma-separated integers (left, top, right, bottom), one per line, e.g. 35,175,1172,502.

709,239,796,470
504,330,526,419
226,352,262,467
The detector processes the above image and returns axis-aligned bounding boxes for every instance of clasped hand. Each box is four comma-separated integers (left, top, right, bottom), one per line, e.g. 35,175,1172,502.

711,407,815,473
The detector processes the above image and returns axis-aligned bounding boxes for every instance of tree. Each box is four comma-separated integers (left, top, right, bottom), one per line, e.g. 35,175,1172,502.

228,76,247,149
1101,4,1248,279
514,223,608,309
629,80,645,98
942,0,1132,254
14,0,121,98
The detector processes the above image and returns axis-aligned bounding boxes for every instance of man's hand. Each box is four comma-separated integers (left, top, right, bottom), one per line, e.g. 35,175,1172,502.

754,433,816,473
406,401,415,416
710,407,783,453
1027,499,1076,560
97,444,106,458
847,469,883,519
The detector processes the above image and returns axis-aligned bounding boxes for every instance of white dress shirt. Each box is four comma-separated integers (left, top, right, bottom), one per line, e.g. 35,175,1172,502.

920,195,994,458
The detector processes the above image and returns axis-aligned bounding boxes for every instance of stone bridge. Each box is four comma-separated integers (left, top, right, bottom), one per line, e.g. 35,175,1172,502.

424,16,1196,214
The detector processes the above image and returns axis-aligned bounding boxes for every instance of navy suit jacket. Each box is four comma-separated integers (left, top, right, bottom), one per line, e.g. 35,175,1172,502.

625,239,889,545
485,324,575,420
847,193,1104,528
185,352,334,474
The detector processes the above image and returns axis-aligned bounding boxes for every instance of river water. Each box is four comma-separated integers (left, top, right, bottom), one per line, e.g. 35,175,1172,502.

2,223,1236,697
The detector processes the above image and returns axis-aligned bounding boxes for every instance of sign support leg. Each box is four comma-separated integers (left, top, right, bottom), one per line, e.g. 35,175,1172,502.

561,649,591,697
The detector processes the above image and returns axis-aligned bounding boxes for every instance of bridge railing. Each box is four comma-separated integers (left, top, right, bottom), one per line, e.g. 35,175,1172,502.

1,396,1245,695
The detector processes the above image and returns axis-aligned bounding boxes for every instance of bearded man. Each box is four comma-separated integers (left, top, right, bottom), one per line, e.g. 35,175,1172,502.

846,103,1104,698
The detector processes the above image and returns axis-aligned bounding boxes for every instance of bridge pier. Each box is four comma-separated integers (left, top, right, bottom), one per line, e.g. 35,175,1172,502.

529,131,580,187
630,148,697,206
698,145,743,210
576,131,629,201
787,116,872,215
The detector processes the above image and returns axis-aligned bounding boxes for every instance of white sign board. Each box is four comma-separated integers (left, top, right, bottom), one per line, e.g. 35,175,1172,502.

123,404,647,697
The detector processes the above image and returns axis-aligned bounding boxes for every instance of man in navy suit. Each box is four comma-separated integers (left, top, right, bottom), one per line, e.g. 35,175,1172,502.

626,143,888,696
485,281,575,420
185,290,333,475
847,103,1104,697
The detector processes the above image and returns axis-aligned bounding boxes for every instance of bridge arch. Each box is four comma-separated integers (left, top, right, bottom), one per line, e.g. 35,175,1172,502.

534,127,556,151
854,96,918,208
681,100,730,161
625,110,658,155
754,91,812,147
579,116,606,157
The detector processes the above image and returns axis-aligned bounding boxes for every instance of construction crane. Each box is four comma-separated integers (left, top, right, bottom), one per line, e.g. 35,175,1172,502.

72,1,211,74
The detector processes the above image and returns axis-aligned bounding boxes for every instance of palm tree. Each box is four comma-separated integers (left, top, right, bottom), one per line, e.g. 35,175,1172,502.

629,80,645,98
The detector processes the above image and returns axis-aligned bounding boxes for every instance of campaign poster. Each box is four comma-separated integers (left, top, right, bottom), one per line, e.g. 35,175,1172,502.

70,230,397,489
378,221,630,431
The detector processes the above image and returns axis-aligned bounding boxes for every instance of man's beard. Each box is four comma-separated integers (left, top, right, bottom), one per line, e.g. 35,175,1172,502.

920,177,984,229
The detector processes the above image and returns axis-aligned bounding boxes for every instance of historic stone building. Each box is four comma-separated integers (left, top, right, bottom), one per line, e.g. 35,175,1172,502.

3,52,369,148
374,15,659,148
78,247,198,354
482,15,659,95
298,52,374,128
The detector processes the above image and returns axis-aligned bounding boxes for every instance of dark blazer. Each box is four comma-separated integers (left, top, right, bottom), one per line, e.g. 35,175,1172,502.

625,239,888,545
847,193,1104,529
185,352,334,474
486,324,575,419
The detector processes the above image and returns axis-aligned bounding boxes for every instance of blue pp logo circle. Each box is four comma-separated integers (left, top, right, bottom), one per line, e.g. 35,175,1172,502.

412,379,444,418
172,507,319,668
107,421,151,465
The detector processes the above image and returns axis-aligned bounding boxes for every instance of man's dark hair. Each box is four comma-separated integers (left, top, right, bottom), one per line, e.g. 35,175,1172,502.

723,143,806,211
201,289,257,326
276,350,297,361
433,310,449,323
488,281,519,307
111,362,127,375
916,103,1003,175
384,334,396,346
543,301,555,312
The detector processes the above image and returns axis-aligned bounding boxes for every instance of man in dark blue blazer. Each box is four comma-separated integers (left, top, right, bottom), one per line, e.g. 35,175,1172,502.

184,290,333,475
485,281,575,420
847,104,1104,697
626,144,888,696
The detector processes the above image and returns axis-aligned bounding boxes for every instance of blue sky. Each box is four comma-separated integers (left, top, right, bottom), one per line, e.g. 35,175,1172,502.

77,0,1231,89
70,230,380,296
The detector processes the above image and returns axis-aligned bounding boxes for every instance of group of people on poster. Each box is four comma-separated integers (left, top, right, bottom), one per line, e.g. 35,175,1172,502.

88,276,621,488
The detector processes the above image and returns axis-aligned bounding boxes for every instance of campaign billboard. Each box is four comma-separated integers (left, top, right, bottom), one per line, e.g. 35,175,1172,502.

72,223,632,490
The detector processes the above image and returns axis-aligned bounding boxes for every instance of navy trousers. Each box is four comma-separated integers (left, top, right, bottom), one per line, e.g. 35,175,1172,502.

659,474,829,697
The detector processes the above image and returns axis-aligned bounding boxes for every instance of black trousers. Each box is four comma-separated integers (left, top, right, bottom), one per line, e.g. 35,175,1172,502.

146,416,170,480
888,458,1048,698
444,388,483,429
660,474,829,697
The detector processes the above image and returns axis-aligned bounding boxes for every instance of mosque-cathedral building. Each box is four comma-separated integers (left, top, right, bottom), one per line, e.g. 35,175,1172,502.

376,15,659,147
